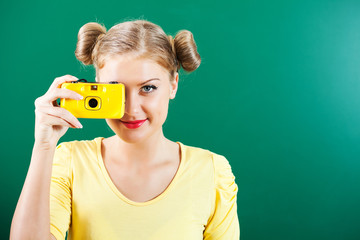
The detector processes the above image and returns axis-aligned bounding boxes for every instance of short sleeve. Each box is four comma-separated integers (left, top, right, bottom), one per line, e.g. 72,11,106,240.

204,154,240,240
50,142,73,240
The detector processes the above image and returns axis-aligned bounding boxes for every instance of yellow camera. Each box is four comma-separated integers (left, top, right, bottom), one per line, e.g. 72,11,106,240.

60,79,125,119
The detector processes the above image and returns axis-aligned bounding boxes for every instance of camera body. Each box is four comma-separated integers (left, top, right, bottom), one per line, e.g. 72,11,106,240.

60,81,125,119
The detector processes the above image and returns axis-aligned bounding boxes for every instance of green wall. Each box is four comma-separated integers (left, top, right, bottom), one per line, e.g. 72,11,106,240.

2,0,360,239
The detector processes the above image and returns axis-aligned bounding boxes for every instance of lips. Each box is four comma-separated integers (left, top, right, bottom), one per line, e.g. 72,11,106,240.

120,119,147,129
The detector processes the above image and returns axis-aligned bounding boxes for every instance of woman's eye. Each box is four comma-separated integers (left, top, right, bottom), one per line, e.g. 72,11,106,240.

141,85,158,93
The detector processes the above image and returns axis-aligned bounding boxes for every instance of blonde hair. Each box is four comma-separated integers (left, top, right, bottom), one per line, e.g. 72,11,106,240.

74,19,201,81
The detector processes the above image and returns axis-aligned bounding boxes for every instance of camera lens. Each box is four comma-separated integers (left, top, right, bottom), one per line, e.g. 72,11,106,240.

89,98,98,108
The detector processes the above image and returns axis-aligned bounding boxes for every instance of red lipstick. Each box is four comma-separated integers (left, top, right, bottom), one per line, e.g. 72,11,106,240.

121,119,147,129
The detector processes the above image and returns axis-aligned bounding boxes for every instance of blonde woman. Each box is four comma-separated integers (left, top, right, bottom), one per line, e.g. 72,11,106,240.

10,19,239,240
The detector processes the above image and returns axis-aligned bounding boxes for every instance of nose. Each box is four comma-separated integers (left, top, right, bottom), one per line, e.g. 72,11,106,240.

124,90,140,116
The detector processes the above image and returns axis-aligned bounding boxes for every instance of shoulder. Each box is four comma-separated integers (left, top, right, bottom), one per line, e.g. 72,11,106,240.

181,142,237,195
56,137,103,150
180,142,233,172
53,137,103,169
180,142,229,162
180,142,214,163
55,137,103,157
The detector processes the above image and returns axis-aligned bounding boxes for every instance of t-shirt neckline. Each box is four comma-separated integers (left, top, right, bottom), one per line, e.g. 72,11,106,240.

95,137,185,206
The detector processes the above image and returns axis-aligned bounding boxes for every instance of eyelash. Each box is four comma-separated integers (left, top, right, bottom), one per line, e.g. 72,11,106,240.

141,85,158,93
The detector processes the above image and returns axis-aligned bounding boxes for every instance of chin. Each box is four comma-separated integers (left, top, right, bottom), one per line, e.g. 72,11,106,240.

106,118,163,144
114,126,154,144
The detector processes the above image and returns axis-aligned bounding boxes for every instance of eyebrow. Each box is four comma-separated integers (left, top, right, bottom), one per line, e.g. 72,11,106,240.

138,78,160,86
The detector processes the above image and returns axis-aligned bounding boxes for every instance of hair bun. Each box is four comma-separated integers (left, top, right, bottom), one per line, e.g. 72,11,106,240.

174,30,201,72
75,22,107,65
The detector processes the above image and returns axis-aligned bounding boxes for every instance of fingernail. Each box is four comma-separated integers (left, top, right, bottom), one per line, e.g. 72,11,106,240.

77,124,83,128
78,95,83,100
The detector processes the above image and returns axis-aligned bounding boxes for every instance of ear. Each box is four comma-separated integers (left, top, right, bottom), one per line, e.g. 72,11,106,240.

169,72,179,99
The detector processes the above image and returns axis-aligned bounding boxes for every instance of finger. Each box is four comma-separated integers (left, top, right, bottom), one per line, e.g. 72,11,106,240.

44,88,83,106
40,114,76,129
36,106,83,128
48,75,79,92
35,95,62,108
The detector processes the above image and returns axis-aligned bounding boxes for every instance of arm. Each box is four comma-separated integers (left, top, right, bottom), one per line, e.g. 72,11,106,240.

10,144,57,240
203,154,240,240
10,75,83,240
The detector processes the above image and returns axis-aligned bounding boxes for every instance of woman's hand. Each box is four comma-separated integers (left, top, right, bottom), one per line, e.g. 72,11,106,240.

34,75,83,148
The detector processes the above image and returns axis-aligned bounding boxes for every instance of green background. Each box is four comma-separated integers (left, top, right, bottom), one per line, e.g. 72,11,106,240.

2,0,360,239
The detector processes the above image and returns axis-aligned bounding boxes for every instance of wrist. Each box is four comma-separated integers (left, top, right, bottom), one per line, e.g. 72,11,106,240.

33,140,58,151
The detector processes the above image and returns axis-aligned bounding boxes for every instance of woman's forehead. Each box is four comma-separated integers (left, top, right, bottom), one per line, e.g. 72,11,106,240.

97,56,168,83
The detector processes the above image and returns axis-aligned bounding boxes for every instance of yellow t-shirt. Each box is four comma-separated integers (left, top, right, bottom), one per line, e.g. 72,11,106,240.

50,137,239,240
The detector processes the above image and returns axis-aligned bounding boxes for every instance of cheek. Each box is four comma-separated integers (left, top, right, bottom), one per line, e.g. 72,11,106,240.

145,94,170,120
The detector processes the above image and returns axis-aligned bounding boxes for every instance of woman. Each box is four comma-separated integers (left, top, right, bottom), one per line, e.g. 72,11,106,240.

10,19,239,239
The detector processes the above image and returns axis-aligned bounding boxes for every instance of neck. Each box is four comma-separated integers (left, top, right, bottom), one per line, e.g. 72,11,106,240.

112,129,170,166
